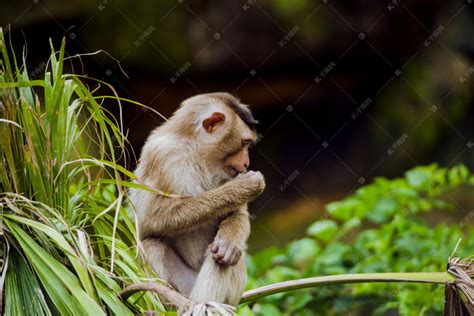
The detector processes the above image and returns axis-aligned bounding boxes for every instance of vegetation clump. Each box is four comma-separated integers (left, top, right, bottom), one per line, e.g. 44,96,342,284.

0,29,164,315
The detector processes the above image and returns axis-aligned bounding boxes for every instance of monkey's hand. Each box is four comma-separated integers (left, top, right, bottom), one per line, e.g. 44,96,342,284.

210,236,243,266
231,170,266,202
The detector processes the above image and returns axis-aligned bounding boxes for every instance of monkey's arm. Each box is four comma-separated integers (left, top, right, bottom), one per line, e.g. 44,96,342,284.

210,206,250,265
216,206,250,245
140,172,264,238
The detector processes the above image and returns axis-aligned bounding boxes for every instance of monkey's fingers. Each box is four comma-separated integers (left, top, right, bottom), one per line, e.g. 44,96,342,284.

212,249,225,262
215,246,240,266
221,248,235,265
232,247,242,263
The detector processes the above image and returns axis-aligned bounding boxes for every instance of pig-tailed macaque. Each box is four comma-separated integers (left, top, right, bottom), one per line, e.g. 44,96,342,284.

128,92,265,308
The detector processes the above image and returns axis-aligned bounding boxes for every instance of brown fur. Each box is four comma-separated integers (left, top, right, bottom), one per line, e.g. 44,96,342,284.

129,92,265,305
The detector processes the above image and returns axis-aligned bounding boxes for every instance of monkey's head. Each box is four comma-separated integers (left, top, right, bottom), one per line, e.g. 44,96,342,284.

173,92,258,182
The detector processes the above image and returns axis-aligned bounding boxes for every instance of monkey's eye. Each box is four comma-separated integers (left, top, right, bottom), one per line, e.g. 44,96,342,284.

242,139,253,148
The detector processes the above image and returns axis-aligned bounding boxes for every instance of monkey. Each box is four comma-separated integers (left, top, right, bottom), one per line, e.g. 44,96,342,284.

128,92,265,306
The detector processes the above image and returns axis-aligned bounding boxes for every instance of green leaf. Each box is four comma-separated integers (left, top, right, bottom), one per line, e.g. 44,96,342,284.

266,266,301,284
5,220,106,315
237,305,255,316
248,247,283,276
4,249,52,316
327,198,363,221
406,168,430,189
339,217,361,234
306,220,338,242
367,197,397,223
284,291,312,310
253,303,281,316
287,238,320,270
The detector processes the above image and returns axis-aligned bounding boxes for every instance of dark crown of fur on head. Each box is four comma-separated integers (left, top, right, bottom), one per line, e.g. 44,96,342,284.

212,93,258,130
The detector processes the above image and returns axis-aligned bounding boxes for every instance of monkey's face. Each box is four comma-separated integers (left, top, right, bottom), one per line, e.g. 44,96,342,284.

222,140,252,178
200,108,256,181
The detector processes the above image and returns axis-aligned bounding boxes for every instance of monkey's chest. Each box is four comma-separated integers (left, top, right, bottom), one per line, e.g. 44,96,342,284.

173,219,219,270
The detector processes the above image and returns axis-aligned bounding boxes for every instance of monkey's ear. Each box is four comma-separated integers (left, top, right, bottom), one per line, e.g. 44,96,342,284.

202,112,226,133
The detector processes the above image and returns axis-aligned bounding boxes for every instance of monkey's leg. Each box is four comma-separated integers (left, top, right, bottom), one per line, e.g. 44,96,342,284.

188,206,250,304
141,238,198,296
189,249,247,305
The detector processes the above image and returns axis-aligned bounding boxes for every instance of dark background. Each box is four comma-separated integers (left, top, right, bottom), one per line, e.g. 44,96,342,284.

2,0,473,250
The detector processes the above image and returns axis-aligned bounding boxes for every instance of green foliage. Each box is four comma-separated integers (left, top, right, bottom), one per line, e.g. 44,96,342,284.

0,29,164,314
242,164,474,315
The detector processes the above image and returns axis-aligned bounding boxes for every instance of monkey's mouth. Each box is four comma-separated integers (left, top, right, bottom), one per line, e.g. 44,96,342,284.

224,166,240,178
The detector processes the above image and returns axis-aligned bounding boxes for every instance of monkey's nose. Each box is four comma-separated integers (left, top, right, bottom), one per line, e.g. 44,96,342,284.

235,164,247,173
225,165,240,178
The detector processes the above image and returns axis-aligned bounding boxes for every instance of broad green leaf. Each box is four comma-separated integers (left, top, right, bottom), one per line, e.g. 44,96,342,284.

237,305,255,316
406,168,430,189
367,197,397,224
287,238,320,270
253,303,281,316
4,249,52,316
306,220,338,242
5,220,106,315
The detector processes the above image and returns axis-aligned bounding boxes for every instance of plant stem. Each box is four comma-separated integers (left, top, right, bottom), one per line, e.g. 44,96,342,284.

240,272,455,304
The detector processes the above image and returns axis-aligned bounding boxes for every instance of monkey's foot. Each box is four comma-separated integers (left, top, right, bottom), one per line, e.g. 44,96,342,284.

119,282,236,316
181,301,236,316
